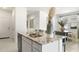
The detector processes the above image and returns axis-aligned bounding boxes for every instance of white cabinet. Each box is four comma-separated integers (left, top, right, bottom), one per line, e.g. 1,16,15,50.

42,40,59,52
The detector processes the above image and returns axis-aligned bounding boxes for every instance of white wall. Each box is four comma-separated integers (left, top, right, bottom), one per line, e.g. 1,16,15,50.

9,9,15,40
15,7,27,49
39,11,48,31
15,7,27,34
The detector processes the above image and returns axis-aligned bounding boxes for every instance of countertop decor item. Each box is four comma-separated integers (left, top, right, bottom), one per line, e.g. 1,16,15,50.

46,21,52,34
48,7,55,21
46,7,55,42
46,7,55,34
58,18,67,32
58,20,64,32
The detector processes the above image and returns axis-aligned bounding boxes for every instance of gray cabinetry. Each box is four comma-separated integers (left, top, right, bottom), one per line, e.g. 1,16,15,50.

22,36,32,52
32,41,42,52
21,35,42,52
32,48,40,52
18,33,22,52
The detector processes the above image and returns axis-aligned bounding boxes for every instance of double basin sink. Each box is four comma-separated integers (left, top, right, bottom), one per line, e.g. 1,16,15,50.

29,33,43,38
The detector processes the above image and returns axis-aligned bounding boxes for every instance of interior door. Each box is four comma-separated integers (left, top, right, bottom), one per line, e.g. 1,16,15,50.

0,15,10,38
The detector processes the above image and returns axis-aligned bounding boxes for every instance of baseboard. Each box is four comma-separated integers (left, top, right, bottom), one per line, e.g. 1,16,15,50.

0,37,9,39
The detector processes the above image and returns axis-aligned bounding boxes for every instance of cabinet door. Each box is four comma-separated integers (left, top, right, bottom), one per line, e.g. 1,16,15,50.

22,36,31,45
42,40,59,52
18,33,22,52
32,41,42,52
22,37,32,52
32,48,39,52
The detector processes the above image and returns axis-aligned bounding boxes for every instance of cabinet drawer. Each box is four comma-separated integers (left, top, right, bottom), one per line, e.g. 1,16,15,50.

32,41,42,51
22,36,31,45
32,48,41,52
22,39,32,52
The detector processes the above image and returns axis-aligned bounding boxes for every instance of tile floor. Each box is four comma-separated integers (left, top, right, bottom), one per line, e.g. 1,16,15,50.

66,41,79,52
0,38,17,52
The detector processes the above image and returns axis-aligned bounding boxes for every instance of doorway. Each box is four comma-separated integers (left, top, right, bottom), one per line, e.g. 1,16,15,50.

0,7,15,40
0,9,11,39
56,11,79,52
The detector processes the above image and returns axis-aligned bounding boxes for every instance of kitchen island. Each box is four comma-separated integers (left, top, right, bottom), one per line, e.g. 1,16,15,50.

17,33,63,52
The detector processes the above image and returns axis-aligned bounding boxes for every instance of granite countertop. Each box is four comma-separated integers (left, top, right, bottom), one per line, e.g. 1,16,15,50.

20,32,62,45
26,33,54,45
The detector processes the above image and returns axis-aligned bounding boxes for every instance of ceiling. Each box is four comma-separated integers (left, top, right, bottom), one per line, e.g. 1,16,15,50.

27,7,79,15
